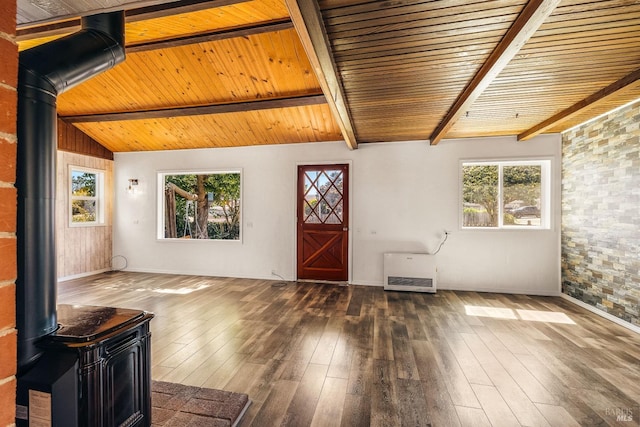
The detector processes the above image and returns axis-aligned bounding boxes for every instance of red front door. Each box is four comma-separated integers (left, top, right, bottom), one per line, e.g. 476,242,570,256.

297,164,349,281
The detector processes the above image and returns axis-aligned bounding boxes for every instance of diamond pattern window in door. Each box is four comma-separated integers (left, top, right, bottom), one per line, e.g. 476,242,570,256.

303,169,344,225
325,200,343,224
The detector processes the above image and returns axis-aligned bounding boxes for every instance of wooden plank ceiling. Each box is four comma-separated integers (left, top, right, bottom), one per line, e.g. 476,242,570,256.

17,0,640,152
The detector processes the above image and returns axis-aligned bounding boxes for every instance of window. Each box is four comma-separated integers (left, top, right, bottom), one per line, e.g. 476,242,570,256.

461,160,550,229
158,171,241,240
70,167,104,226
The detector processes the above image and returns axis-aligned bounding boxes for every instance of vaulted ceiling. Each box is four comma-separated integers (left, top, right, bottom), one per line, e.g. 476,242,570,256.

17,0,640,152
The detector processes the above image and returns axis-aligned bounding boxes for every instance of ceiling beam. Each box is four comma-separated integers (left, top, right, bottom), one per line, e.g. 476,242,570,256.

127,19,293,53
285,0,357,150
17,0,248,40
518,68,640,141
62,94,327,123
428,0,561,145
127,0,246,20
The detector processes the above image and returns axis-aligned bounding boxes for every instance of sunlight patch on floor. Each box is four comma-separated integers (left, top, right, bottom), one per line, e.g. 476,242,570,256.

464,305,517,319
516,309,575,324
465,305,575,324
104,280,212,295
151,283,211,294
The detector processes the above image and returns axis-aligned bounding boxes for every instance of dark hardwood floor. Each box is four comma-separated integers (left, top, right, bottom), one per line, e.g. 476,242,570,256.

58,272,640,426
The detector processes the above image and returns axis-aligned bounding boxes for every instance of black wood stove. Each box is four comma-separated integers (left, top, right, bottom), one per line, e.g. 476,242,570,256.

16,11,154,427
16,305,154,426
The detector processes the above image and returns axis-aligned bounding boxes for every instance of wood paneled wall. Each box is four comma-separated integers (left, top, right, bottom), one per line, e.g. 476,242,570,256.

56,150,113,280
0,0,17,424
56,120,114,280
58,118,113,160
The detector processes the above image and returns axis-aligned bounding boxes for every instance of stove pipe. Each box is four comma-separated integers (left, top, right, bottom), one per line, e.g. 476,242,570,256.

16,12,125,374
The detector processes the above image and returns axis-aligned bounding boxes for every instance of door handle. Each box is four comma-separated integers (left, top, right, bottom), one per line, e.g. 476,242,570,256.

343,227,348,231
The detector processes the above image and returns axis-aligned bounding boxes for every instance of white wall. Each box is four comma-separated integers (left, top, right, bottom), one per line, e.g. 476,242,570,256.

113,134,562,295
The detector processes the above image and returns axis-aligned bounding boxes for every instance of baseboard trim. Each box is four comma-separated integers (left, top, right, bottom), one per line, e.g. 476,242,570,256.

437,285,560,297
349,281,560,296
561,293,640,335
349,280,383,287
122,267,278,282
58,268,111,282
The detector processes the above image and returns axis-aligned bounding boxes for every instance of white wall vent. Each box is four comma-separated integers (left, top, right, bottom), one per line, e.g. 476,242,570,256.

383,252,436,293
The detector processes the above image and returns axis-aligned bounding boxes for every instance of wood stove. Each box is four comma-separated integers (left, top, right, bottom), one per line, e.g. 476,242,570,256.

16,305,154,426
16,11,155,426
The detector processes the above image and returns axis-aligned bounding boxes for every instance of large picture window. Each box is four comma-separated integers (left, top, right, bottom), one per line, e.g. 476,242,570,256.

159,171,241,240
70,167,104,226
461,160,551,229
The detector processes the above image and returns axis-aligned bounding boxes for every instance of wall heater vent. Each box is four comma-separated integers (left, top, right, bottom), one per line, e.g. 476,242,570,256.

383,253,436,293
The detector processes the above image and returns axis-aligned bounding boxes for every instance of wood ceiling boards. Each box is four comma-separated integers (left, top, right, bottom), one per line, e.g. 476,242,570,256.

306,0,640,144
449,0,640,140
19,0,343,152
17,0,179,26
17,0,640,151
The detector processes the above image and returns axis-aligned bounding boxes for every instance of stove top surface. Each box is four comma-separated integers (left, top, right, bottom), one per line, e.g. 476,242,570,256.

51,304,151,342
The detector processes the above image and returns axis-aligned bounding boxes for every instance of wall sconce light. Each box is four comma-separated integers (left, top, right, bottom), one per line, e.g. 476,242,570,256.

128,178,139,194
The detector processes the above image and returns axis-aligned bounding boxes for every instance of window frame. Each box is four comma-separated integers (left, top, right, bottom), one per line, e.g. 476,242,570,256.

157,169,243,242
459,158,551,230
69,166,105,227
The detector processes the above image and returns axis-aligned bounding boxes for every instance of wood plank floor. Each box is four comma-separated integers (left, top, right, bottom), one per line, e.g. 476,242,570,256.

58,272,640,426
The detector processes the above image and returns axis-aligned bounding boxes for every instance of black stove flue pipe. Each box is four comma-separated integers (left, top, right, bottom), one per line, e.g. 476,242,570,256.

16,12,125,374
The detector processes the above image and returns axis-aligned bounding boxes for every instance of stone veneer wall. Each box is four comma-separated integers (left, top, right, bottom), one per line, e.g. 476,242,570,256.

0,0,17,424
562,99,640,326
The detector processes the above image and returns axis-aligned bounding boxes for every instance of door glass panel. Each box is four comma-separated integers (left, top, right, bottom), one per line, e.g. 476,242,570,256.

302,168,344,225
326,212,341,224
305,211,321,224
318,199,330,222
303,200,315,220
333,200,343,220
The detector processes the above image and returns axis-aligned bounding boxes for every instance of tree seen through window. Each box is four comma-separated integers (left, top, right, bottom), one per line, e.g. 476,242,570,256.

163,172,241,240
71,169,100,224
462,161,546,228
